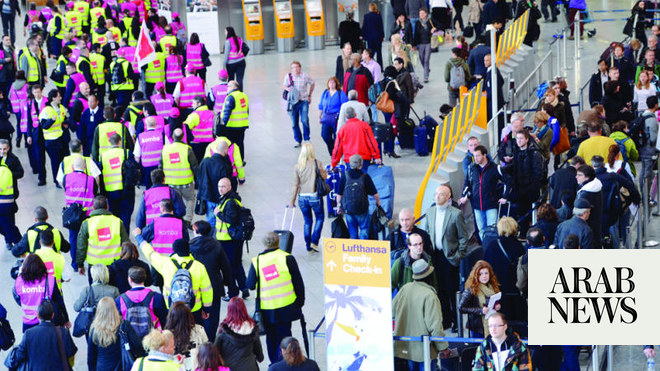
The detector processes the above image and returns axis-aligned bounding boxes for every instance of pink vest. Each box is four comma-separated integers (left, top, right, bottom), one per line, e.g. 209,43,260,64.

150,93,173,116
18,103,29,133
178,75,204,109
40,7,53,22
154,116,165,130
143,186,170,225
138,128,164,167
131,0,145,21
71,47,81,64
117,46,138,73
211,84,228,114
65,171,95,215
69,73,87,105
27,10,40,27
228,143,239,177
191,108,214,143
151,216,182,254
166,124,188,144
185,43,203,71
165,54,184,83
15,276,55,325
75,96,89,112
120,2,136,18
30,97,48,128
9,84,28,114
171,21,185,35
228,37,244,61
153,26,165,42
119,288,160,328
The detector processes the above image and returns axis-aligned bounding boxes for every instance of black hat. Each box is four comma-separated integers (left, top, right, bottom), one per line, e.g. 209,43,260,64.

172,239,190,256
574,198,593,209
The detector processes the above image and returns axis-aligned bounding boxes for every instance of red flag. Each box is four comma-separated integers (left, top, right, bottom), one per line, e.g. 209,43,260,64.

135,21,156,68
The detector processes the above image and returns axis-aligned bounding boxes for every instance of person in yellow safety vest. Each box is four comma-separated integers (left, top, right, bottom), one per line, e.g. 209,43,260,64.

135,231,213,318
12,206,70,257
57,139,100,182
74,0,90,34
109,54,137,109
246,231,305,364
89,1,106,30
101,133,136,230
89,44,106,103
0,139,23,250
106,19,122,44
38,89,70,188
220,80,249,162
52,47,73,95
76,195,129,277
144,50,166,97
122,91,145,136
92,106,134,163
64,4,83,36
48,6,66,58
158,26,178,54
203,137,245,184
34,229,73,292
136,330,183,371
120,10,138,47
159,128,198,225
76,47,96,90
18,37,45,86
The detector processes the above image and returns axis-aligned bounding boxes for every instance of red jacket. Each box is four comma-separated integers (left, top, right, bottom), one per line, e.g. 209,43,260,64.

343,66,374,106
332,118,381,167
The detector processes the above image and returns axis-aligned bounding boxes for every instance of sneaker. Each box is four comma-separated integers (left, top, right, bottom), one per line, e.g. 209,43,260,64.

308,244,320,253
424,79,429,83
242,289,250,299
55,182,62,189
222,295,231,302
294,142,301,148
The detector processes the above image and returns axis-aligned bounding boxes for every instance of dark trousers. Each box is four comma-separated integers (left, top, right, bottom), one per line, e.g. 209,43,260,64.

49,36,63,58
203,293,222,342
69,228,79,270
530,345,564,371
264,321,291,364
220,126,247,161
226,60,246,90
106,189,136,231
32,132,47,182
114,90,132,110
95,85,106,108
220,239,246,297
540,0,559,20
568,8,584,37
432,249,459,329
141,165,157,189
320,122,336,155
165,82,176,94
197,68,207,82
561,345,581,371
0,204,21,245
190,142,208,166
366,40,383,67
2,13,15,45
44,137,68,185
145,82,155,97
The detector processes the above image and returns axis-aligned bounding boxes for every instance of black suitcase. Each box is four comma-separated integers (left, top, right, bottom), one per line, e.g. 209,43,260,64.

397,118,416,149
274,207,295,253
371,122,393,143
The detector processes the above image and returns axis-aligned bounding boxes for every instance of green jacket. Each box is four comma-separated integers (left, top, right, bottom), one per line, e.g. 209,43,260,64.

76,208,130,267
609,131,639,176
392,281,448,362
444,57,471,91
472,333,531,371
391,252,435,292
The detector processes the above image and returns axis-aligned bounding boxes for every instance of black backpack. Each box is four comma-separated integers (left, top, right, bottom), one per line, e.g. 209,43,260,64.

111,60,127,85
122,291,155,339
228,206,255,241
628,113,651,149
0,317,15,351
122,150,142,187
341,172,368,214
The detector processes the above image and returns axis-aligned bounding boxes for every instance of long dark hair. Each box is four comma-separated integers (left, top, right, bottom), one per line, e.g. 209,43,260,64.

165,301,195,354
281,337,306,366
225,26,240,50
196,342,225,369
20,254,48,283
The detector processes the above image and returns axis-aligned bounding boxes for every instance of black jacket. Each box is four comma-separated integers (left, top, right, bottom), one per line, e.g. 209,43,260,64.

516,1,541,46
390,20,413,44
108,258,154,294
462,160,503,211
559,90,576,133
10,321,77,371
532,219,558,247
189,234,233,298
549,166,577,209
504,143,545,204
215,190,242,229
13,222,71,257
87,320,145,371
338,19,362,52
2,151,23,199
595,167,640,228
387,226,432,256
589,71,606,107
413,18,434,46
576,178,603,248
484,235,525,293
497,131,518,166
214,323,264,371
198,154,236,203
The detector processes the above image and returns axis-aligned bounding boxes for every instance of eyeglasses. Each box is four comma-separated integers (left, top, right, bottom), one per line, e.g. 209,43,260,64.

488,324,505,328
409,242,424,247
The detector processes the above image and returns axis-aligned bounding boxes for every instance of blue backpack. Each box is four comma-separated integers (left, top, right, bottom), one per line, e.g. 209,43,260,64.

614,138,629,165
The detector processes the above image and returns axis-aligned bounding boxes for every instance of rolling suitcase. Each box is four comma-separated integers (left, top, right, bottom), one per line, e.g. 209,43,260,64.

397,118,416,149
367,164,395,219
274,207,295,253
414,124,429,156
325,165,345,218
420,113,439,149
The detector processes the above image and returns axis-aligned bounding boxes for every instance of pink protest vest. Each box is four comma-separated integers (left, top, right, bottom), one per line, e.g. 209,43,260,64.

75,96,89,112
40,7,53,22
120,2,136,18
69,73,87,105
27,10,40,28
178,75,204,109
71,47,81,64
30,97,48,128
151,216,182,254
120,288,160,328
65,171,95,215
165,54,184,83
15,276,55,325
191,109,214,143
211,84,228,115
138,128,164,167
143,186,171,225
9,84,28,114
185,43,203,71
228,37,244,61
18,103,28,133
166,124,188,144
153,116,165,130
153,26,165,42
131,0,145,21
228,143,238,177
150,93,173,116
171,21,185,35
117,46,138,73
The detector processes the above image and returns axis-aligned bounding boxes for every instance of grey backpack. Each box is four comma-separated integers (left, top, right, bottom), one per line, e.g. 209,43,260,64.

449,61,466,90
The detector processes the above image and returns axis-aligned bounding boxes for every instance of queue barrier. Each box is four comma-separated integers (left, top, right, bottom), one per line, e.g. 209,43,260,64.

496,9,530,68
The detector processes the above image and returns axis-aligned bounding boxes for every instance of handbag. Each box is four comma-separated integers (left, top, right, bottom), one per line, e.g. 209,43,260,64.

463,23,474,38
331,216,350,238
320,111,339,126
252,255,266,336
42,276,67,326
282,73,293,100
0,317,15,351
241,41,250,56
376,81,397,114
194,198,207,216
552,127,570,155
119,326,136,370
315,163,331,198
72,285,95,337
202,54,212,67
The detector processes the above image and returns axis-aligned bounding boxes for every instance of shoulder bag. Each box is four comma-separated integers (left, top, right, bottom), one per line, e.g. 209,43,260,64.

282,73,293,100
119,325,136,370
62,177,87,231
376,80,398,114
54,326,72,371
72,285,95,337
252,255,266,336
315,161,331,198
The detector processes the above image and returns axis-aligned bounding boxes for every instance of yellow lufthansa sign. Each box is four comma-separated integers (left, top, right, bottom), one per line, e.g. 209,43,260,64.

323,238,390,288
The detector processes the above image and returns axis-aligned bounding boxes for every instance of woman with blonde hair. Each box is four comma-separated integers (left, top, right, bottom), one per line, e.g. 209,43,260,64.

458,260,501,337
634,69,656,112
74,263,120,312
289,142,327,253
268,337,320,371
132,330,182,370
88,297,145,370
530,111,553,161
389,33,411,66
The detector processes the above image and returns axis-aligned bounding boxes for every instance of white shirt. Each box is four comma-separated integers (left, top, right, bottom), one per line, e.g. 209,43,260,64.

491,339,509,371
634,83,657,111
56,157,101,184
434,204,448,252
600,72,608,96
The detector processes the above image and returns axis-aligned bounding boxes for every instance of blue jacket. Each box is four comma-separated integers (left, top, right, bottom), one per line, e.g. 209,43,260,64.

467,44,490,77
221,92,249,126
318,89,348,114
141,213,189,243
12,321,78,371
361,12,384,42
532,219,558,247
482,0,501,26
568,0,586,10
462,160,503,211
554,215,594,249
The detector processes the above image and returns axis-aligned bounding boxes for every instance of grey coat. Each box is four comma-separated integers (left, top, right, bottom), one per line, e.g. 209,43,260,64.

73,283,120,312
420,204,468,266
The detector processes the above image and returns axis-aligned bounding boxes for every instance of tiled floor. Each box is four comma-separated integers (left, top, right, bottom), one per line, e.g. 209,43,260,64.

1,0,658,369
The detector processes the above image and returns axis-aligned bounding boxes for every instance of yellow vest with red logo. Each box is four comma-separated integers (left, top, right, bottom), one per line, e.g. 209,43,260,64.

251,249,297,310
101,147,125,192
145,52,166,83
86,214,122,265
161,142,193,185
225,90,249,128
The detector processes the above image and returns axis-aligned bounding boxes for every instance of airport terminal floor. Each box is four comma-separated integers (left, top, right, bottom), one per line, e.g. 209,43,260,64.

3,0,660,369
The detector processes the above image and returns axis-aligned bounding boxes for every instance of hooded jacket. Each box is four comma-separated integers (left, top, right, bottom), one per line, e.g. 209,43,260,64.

462,159,504,211
595,166,640,228
472,332,531,371
214,322,264,371
504,142,544,204
189,234,233,297
576,178,603,248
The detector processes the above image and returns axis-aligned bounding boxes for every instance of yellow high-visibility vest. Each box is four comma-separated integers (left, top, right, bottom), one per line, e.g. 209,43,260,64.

251,249,297,310
85,214,122,265
161,142,193,186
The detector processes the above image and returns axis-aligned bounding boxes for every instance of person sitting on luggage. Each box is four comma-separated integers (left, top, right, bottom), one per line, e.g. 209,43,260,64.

336,155,380,240
388,208,432,258
391,233,436,293
331,108,381,171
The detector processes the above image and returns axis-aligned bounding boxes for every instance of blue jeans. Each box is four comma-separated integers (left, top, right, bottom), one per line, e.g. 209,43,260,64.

561,346,581,371
408,359,438,371
206,201,219,227
474,208,498,240
409,17,419,35
345,212,370,239
298,195,324,249
289,100,310,144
